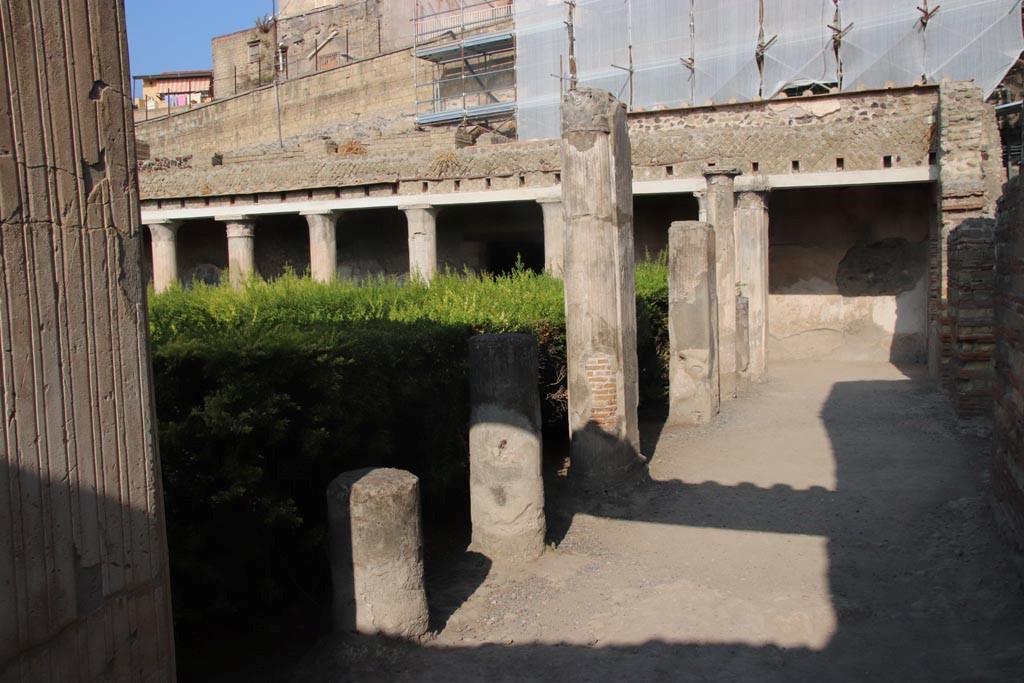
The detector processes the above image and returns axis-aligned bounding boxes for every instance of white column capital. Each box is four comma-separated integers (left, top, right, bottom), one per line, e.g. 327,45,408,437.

399,203,437,215
224,222,256,240
147,220,181,243
299,209,341,218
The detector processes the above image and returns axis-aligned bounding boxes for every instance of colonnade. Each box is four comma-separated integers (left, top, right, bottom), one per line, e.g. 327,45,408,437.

144,184,770,385
145,200,568,292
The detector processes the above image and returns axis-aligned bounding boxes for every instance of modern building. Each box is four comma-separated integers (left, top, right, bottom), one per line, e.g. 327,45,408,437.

133,69,213,112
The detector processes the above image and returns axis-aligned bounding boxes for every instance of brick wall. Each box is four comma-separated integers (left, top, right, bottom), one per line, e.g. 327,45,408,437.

933,82,1006,383
946,218,996,418
138,50,431,158
993,175,1024,576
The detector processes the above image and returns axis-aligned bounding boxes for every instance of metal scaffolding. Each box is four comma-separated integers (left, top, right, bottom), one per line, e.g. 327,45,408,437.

413,1,517,126
516,0,1024,140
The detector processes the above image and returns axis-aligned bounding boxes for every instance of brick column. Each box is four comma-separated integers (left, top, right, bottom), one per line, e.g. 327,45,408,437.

561,87,644,482
537,196,565,277
703,165,742,399
402,204,438,283
932,81,1005,381
220,216,256,289
147,220,181,293
735,188,769,382
946,218,996,418
302,210,339,283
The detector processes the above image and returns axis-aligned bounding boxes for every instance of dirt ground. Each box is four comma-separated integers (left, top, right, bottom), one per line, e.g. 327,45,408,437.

292,361,1024,682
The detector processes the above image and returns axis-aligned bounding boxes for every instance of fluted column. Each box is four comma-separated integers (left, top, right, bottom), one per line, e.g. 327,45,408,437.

736,189,770,382
302,211,339,283
401,205,438,283
537,196,565,277
703,165,742,399
220,216,257,289
147,220,181,293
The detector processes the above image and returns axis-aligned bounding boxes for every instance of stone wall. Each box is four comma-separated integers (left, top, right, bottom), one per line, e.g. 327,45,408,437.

212,26,279,98
138,49,431,159
933,81,1006,382
628,87,938,180
213,0,392,98
946,218,997,418
137,86,941,199
993,175,1024,575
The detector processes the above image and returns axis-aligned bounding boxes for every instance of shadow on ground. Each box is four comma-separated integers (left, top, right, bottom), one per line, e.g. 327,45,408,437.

289,364,1024,682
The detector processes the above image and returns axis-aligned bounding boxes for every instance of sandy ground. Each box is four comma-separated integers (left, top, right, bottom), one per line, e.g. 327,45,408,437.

293,361,1024,682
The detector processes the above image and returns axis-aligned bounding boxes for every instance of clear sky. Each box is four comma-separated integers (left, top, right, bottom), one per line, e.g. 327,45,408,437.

125,0,274,88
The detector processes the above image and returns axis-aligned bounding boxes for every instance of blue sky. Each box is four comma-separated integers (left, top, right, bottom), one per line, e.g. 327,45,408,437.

125,1,272,86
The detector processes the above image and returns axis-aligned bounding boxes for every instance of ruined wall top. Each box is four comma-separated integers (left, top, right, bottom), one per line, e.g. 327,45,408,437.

139,84,950,201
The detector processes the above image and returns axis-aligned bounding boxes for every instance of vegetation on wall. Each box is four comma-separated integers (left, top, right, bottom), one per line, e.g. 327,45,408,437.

149,262,668,631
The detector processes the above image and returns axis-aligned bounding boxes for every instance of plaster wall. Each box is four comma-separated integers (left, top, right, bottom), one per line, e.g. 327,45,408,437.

768,185,933,362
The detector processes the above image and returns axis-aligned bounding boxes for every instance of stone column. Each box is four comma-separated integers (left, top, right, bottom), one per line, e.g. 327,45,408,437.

537,196,565,277
327,468,429,638
736,295,751,376
560,87,644,481
0,0,175,676
668,221,720,425
468,334,546,561
220,217,256,289
703,165,742,399
694,191,708,222
735,189,769,382
302,211,339,283
402,204,438,283
147,220,181,293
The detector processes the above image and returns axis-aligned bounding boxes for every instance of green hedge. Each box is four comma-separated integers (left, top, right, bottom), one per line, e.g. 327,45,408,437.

149,263,667,628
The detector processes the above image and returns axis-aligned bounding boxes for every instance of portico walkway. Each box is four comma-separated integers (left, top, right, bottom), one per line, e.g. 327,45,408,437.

296,361,1024,681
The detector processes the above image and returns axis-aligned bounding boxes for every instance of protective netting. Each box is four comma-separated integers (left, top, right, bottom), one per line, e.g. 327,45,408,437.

515,0,1024,140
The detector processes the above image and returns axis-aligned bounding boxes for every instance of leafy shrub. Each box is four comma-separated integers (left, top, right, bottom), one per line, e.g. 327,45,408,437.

149,262,667,629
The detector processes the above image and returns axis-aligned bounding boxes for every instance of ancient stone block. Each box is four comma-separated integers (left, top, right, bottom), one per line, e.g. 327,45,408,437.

560,87,645,482
327,468,429,638
468,334,546,561
668,221,720,425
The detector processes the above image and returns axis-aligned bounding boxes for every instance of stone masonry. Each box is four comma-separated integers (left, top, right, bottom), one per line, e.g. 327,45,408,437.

946,218,996,418
468,334,546,562
137,86,940,200
0,0,176,678
327,468,429,638
667,221,720,426
561,88,644,482
933,81,1005,383
993,176,1024,578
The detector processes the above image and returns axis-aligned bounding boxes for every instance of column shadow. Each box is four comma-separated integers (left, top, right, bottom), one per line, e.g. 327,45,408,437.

293,370,1024,682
